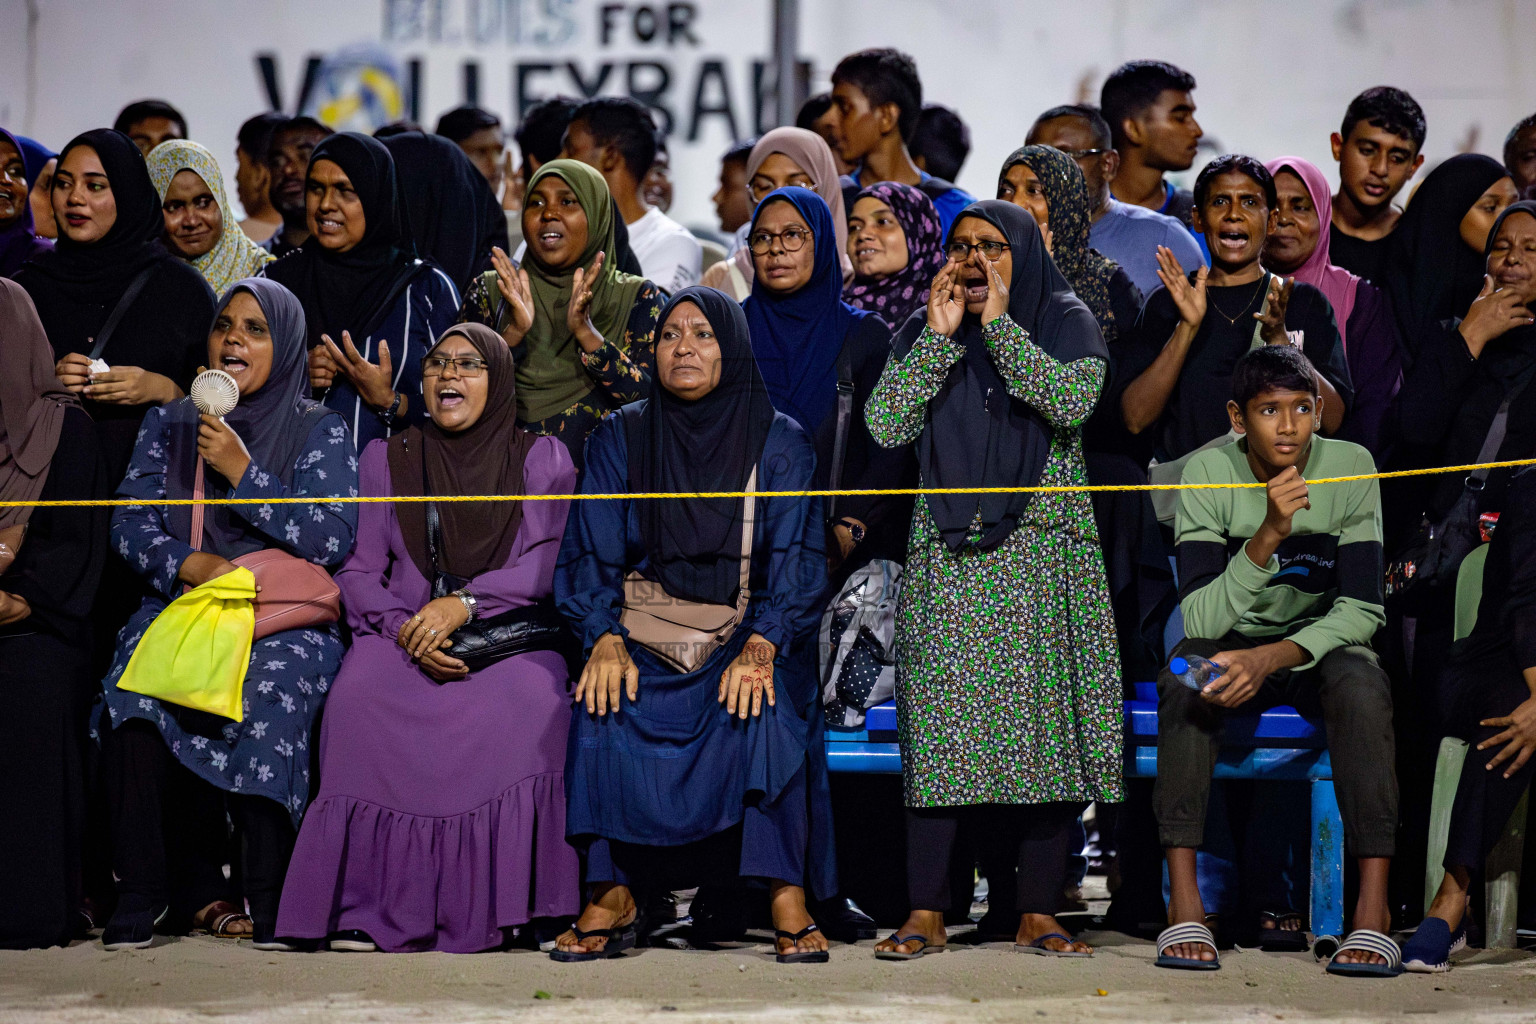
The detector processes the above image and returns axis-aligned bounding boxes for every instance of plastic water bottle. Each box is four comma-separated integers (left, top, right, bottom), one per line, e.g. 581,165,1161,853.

1169,654,1223,691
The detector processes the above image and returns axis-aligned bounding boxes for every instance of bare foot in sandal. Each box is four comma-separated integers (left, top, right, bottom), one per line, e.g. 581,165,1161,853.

554,884,637,956
193,900,251,938
770,882,827,959
874,909,946,957
1017,913,1092,954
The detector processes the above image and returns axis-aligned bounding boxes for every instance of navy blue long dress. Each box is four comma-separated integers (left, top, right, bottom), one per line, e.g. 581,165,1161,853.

556,408,835,894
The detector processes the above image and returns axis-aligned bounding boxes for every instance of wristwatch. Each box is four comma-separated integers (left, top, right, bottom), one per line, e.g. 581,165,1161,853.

452,588,478,621
377,390,404,426
835,518,866,545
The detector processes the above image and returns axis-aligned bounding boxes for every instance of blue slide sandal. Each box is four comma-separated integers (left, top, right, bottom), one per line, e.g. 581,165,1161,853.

1325,929,1404,977
1155,922,1221,970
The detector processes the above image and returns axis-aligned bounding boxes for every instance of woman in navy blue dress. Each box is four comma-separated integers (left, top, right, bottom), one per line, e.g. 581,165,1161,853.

554,286,834,963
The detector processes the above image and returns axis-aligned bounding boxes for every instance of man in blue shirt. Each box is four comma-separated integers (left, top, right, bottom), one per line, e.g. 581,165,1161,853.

1027,103,1206,296
825,48,975,235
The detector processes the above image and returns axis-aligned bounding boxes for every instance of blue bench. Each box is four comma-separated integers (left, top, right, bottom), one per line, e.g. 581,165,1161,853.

824,700,901,774
825,686,1344,936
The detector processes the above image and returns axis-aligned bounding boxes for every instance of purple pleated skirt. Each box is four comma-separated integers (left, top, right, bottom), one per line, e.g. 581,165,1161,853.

276,636,579,952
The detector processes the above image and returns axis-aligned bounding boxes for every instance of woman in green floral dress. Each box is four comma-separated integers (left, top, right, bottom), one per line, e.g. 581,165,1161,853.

866,200,1122,959
455,158,666,468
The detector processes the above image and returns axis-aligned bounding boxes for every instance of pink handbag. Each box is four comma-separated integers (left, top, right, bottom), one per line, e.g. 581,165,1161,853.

190,457,341,640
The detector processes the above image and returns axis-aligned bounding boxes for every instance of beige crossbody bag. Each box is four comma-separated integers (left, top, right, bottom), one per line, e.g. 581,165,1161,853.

619,468,757,674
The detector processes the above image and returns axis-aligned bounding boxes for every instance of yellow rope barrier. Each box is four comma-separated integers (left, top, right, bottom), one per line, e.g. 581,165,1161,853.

0,456,1533,508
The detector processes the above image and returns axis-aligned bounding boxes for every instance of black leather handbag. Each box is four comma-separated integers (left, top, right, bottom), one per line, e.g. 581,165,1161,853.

423,497,578,677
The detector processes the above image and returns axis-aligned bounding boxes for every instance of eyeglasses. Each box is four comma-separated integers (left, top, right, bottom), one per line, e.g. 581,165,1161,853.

749,180,818,203
1060,148,1110,160
749,226,812,255
945,240,1011,262
423,355,489,378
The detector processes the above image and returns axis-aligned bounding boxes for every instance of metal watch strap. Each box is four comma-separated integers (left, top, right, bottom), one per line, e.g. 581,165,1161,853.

453,588,478,621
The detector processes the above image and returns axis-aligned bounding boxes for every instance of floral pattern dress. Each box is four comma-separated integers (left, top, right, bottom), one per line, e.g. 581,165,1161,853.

98,405,360,826
866,316,1123,808
457,275,667,460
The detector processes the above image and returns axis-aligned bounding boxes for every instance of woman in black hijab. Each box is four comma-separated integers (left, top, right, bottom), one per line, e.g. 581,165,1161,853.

0,280,108,949
264,131,460,450
13,128,212,484
1385,202,1536,865
13,128,214,679
866,201,1120,958
379,130,508,295
555,286,835,964
1382,154,1517,362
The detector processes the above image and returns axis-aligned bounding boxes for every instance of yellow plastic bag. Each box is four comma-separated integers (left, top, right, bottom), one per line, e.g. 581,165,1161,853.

117,568,257,722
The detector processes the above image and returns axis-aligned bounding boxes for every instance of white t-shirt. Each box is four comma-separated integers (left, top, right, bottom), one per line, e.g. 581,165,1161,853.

626,207,701,293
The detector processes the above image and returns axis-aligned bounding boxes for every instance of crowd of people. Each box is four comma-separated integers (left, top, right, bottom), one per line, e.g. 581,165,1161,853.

1,47,1535,981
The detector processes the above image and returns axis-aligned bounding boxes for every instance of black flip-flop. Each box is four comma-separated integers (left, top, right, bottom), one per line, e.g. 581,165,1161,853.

1254,909,1311,952
775,923,829,964
548,920,638,962
874,933,946,961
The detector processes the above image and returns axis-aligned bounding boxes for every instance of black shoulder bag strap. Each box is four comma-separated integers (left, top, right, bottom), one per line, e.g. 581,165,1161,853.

825,341,856,524
419,441,451,599
88,265,157,361
1467,363,1536,492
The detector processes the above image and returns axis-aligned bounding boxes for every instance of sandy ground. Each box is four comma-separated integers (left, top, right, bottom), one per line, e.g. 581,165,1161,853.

5,924,1536,1024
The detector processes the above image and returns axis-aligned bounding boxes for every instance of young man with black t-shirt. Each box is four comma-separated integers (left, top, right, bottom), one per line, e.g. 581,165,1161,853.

1328,87,1427,284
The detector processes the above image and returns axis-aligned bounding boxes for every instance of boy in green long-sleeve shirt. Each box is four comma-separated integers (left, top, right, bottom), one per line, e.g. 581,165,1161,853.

1153,346,1400,975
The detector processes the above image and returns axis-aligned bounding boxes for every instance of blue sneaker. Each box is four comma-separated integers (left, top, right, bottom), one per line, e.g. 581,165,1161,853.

1401,912,1468,974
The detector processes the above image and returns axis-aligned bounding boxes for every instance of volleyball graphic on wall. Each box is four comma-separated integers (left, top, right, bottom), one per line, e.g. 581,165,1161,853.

306,43,406,134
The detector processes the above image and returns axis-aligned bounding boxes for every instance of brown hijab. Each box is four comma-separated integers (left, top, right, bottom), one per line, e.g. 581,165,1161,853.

386,322,536,580
0,279,79,529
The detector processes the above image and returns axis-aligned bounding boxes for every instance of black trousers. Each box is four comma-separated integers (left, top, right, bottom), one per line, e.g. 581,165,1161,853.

1438,650,1536,871
0,634,92,949
103,719,295,929
906,803,1084,916
1154,635,1399,859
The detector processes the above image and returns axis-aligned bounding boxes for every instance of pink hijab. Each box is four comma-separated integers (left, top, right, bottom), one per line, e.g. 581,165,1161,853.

1265,155,1361,350
730,127,854,287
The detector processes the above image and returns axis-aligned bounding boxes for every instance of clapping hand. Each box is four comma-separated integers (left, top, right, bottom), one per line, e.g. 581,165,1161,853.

491,247,535,348
1256,276,1296,346
566,251,606,354
1157,245,1207,330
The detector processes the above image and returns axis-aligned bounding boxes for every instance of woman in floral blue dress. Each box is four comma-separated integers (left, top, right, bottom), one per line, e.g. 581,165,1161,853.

97,277,358,950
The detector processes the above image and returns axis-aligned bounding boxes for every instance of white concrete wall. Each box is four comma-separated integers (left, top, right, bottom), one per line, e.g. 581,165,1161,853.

2,0,1531,230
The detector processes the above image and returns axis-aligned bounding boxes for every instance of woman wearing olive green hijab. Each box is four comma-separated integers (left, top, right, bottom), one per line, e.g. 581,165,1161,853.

456,158,665,467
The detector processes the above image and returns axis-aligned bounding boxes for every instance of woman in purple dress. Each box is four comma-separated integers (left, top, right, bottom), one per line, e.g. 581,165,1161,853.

277,322,580,952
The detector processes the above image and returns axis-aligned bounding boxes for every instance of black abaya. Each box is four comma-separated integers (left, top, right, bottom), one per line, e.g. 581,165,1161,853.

0,407,108,948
